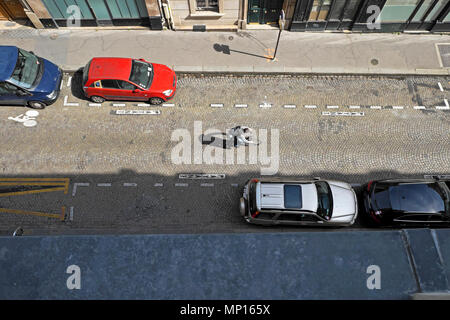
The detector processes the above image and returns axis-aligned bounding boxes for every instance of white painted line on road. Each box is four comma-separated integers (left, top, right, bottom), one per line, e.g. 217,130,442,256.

60,80,63,90
154,183,163,187
231,183,239,187
201,183,214,187
138,103,150,107
304,105,317,109
113,103,126,107
67,76,72,87
349,105,360,109
322,111,365,117
63,96,79,107
97,183,111,187
72,183,90,196
210,103,223,108
89,103,102,107
69,206,74,221
414,106,426,110
123,183,137,187
179,173,226,179
436,105,450,110
438,82,444,92
115,110,161,115
162,103,175,107
234,104,248,108
327,105,339,109
392,106,404,110
259,103,272,108
445,99,449,107
283,104,296,109
370,106,382,109
175,183,188,187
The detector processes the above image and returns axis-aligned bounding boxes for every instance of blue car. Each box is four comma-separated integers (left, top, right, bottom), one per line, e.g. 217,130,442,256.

0,46,62,109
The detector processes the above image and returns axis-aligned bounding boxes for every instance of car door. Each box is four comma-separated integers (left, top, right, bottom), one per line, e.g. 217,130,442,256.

99,79,124,101
116,80,148,101
0,81,28,105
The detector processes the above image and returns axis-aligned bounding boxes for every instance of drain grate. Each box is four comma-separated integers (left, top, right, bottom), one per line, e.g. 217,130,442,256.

436,44,450,68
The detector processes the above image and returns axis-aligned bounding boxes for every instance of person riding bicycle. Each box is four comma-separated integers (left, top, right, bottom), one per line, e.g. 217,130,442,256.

228,126,259,147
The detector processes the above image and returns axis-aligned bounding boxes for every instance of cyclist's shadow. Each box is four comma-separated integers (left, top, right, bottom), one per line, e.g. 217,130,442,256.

200,132,233,149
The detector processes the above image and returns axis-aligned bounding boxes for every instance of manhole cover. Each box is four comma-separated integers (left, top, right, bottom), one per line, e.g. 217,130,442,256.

228,36,234,40
371,59,379,65
436,44,450,68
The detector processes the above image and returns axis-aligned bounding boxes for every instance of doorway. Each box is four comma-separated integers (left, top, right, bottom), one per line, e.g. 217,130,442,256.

247,0,284,25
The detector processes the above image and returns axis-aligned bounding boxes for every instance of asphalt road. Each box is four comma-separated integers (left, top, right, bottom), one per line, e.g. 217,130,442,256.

0,73,448,236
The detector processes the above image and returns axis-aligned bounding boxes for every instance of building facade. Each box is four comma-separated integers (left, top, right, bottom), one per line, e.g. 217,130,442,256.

3,0,450,32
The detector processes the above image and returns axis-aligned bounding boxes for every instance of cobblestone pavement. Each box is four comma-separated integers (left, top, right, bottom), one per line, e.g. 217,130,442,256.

0,74,448,235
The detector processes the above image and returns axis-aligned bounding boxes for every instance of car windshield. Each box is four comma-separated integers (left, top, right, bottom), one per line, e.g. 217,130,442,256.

129,60,153,89
386,183,446,213
9,49,40,89
316,181,332,219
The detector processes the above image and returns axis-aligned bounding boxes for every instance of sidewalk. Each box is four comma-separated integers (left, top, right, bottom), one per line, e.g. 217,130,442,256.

0,27,449,75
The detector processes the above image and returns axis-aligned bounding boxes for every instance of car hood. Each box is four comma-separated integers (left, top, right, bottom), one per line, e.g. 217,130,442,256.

34,58,61,94
329,184,357,221
150,63,175,92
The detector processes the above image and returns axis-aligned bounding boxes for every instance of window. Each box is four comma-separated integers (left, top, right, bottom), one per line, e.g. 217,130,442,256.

0,82,19,95
9,49,40,89
377,0,421,23
196,0,218,11
316,181,333,220
101,79,120,89
129,60,153,89
117,80,137,90
284,185,302,209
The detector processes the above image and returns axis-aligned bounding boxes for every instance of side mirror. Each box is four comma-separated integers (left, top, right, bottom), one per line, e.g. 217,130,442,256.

18,90,30,96
139,58,145,62
132,89,141,93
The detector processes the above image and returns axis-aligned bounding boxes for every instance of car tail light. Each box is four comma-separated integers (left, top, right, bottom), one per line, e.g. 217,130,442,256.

370,210,381,223
367,181,373,191
251,211,260,218
251,178,259,183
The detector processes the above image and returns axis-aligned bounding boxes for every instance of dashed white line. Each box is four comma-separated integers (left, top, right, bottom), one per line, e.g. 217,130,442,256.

162,103,175,107
210,103,223,108
283,104,296,109
138,103,151,107
259,103,272,108
304,105,317,109
414,106,426,110
234,104,248,108
327,105,339,109
154,183,163,187
69,206,74,221
349,106,360,109
123,183,137,187
63,96,79,107
89,103,102,107
97,183,111,187
72,183,90,196
370,106,382,110
67,76,72,87
175,183,188,187
201,183,214,187
438,82,444,92
231,183,239,187
113,103,126,107
392,106,404,110
60,79,63,90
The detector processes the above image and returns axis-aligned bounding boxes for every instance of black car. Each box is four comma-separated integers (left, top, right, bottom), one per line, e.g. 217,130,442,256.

362,178,450,227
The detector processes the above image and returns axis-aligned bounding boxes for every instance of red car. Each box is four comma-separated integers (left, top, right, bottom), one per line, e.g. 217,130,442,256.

82,57,176,104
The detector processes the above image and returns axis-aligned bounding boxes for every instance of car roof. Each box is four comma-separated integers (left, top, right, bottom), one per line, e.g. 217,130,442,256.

257,182,318,212
0,46,18,81
88,57,133,81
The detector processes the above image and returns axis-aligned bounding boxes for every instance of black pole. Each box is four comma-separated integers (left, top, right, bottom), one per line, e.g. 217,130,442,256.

272,28,282,60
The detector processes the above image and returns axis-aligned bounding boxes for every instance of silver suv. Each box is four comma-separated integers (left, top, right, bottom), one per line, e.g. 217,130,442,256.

240,178,358,226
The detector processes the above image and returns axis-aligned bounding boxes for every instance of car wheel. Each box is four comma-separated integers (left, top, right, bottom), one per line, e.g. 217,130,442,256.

91,96,105,103
28,101,46,109
149,97,164,105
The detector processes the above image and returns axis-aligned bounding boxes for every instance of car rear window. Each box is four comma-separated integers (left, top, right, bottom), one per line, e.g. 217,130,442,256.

82,60,91,86
390,183,446,213
284,185,302,209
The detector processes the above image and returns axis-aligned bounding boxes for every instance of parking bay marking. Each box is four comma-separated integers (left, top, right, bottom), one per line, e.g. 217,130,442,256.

322,111,365,117
115,110,161,115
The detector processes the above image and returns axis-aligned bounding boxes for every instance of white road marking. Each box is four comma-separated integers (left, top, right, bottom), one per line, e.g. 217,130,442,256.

231,183,239,187
97,183,111,187
175,183,188,187
154,183,163,187
115,110,161,115
438,82,444,92
234,104,248,108
89,103,102,107
445,99,449,107
322,111,365,117
327,105,339,109
67,76,72,87
436,105,450,110
413,106,426,109
304,105,317,109
63,95,79,107
283,104,296,109
162,103,175,107
370,106,382,109
210,103,223,108
179,173,226,179
72,183,90,196
60,79,63,90
69,207,74,221
123,183,137,187
113,103,126,107
392,106,404,109
349,105,360,109
259,103,272,108
137,103,150,107
201,183,214,187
